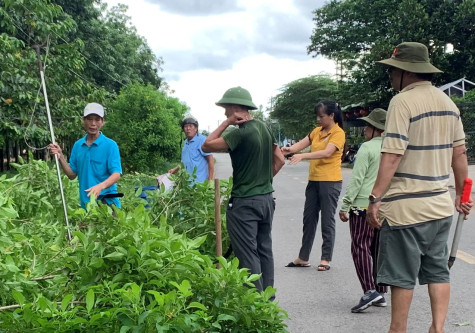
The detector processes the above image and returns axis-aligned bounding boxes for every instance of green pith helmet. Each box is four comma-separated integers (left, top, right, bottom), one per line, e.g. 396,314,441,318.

360,108,387,130
216,86,257,110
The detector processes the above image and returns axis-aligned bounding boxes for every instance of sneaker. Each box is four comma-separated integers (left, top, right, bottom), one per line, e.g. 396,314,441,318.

373,295,387,307
351,290,382,313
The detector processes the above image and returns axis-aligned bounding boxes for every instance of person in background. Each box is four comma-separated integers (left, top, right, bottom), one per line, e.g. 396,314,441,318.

339,108,388,312
283,100,345,271
49,102,122,209
202,86,285,293
366,42,473,333
168,117,214,183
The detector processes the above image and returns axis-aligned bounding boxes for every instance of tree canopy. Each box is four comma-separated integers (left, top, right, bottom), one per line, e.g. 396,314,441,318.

105,84,187,173
55,0,164,92
0,0,184,172
270,75,338,140
308,0,475,107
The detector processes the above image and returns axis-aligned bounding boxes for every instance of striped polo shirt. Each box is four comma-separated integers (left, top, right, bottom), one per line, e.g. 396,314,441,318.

380,81,465,227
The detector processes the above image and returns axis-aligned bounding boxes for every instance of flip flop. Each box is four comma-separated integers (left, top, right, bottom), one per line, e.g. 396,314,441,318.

285,262,311,268
317,264,331,271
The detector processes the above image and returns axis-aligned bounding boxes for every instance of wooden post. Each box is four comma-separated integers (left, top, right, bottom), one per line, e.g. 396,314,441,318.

214,179,222,268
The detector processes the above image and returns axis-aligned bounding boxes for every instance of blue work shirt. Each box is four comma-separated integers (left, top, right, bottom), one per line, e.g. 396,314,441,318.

69,133,122,209
181,134,211,183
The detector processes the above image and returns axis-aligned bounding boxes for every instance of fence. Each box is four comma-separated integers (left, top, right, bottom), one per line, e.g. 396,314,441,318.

458,102,475,164
0,139,75,172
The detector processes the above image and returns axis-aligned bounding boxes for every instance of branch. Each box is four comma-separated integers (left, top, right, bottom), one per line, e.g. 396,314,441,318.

0,301,85,312
30,275,56,281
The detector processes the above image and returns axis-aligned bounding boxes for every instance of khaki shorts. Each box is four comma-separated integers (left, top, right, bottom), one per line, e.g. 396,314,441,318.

377,216,452,289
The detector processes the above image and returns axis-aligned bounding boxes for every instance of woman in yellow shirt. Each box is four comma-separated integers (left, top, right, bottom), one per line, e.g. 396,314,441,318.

283,100,345,271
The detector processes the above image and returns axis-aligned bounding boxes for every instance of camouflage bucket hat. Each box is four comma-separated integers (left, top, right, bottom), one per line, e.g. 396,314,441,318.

216,86,257,110
360,108,387,130
377,42,442,74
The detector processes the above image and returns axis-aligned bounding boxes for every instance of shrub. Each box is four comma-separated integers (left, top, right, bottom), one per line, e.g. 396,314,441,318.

0,157,288,332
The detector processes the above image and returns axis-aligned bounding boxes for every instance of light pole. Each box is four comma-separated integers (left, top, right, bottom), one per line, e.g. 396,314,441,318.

271,120,281,146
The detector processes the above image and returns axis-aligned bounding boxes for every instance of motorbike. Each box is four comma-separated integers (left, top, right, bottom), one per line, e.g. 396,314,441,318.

343,144,359,164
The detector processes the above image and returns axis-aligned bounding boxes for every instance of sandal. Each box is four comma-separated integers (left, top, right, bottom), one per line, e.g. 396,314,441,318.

317,264,331,271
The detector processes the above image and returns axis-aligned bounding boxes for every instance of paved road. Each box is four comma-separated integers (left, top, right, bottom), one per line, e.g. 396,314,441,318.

213,153,475,333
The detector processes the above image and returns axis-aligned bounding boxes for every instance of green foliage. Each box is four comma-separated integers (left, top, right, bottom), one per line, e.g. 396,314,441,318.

457,102,475,163
308,0,475,107
0,0,167,169
452,90,475,104
0,0,96,149
249,109,265,121
55,1,164,92
104,83,187,173
270,75,338,139
0,157,288,332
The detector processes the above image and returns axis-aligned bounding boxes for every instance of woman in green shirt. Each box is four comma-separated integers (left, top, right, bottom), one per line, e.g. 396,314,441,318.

339,108,388,313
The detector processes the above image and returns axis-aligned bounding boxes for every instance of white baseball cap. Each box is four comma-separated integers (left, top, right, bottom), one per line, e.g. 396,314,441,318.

83,103,104,118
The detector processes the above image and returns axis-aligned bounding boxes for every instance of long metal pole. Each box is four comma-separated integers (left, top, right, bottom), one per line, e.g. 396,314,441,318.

33,45,72,242
448,178,472,269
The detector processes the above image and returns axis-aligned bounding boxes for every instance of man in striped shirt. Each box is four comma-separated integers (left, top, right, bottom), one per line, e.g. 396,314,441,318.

366,42,473,333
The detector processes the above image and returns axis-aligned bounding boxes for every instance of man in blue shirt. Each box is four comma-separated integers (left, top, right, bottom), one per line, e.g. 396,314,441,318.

50,103,122,209
168,117,214,183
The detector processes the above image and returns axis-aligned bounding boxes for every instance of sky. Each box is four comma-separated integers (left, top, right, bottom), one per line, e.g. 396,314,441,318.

103,0,335,132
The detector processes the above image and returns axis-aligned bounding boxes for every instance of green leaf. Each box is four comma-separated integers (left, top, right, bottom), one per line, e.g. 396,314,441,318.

187,301,207,311
146,290,164,306
12,290,25,306
217,314,237,322
104,252,125,260
0,206,18,219
120,326,131,333
138,311,150,324
169,280,193,298
73,231,88,247
61,294,73,312
86,289,95,313
49,244,61,252
456,322,471,327
130,283,141,303
5,255,20,272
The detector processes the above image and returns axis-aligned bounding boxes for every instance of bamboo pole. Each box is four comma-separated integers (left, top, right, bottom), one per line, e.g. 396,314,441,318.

214,179,222,268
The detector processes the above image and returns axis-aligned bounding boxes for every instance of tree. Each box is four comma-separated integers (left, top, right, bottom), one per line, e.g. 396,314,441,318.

104,83,187,173
250,108,265,121
0,0,99,159
54,1,164,93
270,75,338,140
0,0,168,170
308,0,475,107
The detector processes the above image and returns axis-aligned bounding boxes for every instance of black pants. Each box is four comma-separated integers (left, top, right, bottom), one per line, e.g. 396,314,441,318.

226,193,275,292
298,181,342,262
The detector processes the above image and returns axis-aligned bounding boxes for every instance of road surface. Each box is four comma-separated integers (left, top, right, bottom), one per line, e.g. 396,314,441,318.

214,152,475,333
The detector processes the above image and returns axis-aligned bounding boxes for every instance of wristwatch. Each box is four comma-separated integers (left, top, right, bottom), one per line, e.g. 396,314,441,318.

369,194,382,203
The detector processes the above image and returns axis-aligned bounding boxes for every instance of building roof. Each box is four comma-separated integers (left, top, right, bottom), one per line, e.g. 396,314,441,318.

439,77,475,97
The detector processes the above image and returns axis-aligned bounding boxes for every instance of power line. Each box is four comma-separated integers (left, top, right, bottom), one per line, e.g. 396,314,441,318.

18,2,127,88
8,18,31,44
24,35,52,151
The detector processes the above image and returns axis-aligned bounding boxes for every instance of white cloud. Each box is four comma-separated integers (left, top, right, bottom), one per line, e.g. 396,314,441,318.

104,0,334,131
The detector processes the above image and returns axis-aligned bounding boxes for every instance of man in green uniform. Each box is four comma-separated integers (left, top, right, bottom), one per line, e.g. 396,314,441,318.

202,86,285,293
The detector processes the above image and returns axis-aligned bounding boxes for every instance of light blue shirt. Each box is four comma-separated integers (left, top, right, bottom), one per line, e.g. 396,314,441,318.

69,133,122,209
181,134,211,183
